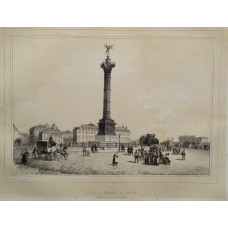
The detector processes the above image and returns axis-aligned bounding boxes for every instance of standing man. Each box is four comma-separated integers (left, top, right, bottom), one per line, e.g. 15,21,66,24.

181,149,186,160
91,145,94,154
130,146,133,155
134,150,139,163
94,144,98,153
159,151,163,164
82,146,86,156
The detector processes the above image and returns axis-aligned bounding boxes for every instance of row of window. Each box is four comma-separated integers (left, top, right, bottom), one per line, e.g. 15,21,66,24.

43,134,63,139
76,130,130,136
78,135,95,139
77,131,97,134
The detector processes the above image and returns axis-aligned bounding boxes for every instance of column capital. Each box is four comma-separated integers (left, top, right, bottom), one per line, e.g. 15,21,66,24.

101,56,115,74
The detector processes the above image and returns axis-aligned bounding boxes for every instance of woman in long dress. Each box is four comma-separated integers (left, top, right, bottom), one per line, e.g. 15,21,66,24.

112,153,118,166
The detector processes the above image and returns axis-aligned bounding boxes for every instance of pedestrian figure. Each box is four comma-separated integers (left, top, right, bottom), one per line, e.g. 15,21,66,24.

21,148,30,165
112,153,118,166
159,151,163,164
144,152,149,164
150,154,154,165
181,150,186,160
91,145,94,154
82,147,86,156
32,146,37,159
48,135,57,147
154,153,159,166
134,150,139,163
94,144,98,153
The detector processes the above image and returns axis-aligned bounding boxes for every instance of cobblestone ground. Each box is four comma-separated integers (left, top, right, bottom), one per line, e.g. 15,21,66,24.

13,147,210,175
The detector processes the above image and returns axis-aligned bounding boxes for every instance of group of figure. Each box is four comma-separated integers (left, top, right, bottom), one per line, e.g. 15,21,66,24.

144,151,171,165
132,147,171,166
172,147,186,160
127,146,133,155
172,147,181,155
120,145,125,152
91,144,98,154
82,147,91,157
82,144,98,157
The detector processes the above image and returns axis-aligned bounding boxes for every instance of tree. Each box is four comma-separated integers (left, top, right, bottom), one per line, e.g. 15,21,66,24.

182,141,190,148
140,134,159,147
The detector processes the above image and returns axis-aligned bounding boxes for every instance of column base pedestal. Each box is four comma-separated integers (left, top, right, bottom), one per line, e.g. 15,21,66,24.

95,135,118,148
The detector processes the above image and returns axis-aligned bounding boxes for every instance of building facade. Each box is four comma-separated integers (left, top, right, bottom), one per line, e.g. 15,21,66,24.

63,130,73,146
197,137,208,144
13,124,28,147
41,124,63,145
29,123,73,146
179,135,196,148
73,123,98,146
29,124,49,145
179,135,209,149
115,126,131,145
73,123,131,147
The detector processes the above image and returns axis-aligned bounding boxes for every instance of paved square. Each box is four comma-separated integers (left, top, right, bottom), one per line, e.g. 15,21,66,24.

13,147,210,175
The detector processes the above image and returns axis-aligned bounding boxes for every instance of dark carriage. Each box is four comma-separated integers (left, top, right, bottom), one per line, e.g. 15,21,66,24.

37,140,48,154
37,140,55,160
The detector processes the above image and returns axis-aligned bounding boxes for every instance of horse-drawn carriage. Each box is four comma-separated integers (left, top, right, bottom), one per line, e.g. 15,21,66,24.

36,140,68,160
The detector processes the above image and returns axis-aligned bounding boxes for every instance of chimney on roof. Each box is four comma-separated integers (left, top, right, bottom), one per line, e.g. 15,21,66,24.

52,124,57,130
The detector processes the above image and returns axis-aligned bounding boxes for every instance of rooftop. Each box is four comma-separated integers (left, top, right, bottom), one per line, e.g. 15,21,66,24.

41,128,62,134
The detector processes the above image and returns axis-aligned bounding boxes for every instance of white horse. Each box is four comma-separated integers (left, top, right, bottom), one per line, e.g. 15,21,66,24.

45,146,57,160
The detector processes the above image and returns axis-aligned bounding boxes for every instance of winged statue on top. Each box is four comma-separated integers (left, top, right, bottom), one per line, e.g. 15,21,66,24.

104,44,114,56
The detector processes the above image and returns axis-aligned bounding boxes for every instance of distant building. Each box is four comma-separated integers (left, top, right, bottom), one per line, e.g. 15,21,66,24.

29,124,49,145
63,130,73,146
179,135,196,148
160,138,179,148
13,124,28,146
29,123,72,146
73,123,98,146
115,126,131,145
197,137,208,144
41,124,63,145
179,135,209,149
73,123,131,147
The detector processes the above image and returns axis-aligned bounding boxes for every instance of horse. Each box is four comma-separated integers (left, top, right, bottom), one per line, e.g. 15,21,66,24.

44,146,57,160
59,146,69,160
53,149,61,161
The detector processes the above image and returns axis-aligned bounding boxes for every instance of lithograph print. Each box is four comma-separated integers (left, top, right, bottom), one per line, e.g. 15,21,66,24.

0,28,226,200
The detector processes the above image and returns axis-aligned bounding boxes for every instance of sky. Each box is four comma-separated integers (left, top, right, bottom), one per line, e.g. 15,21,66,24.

12,36,213,141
